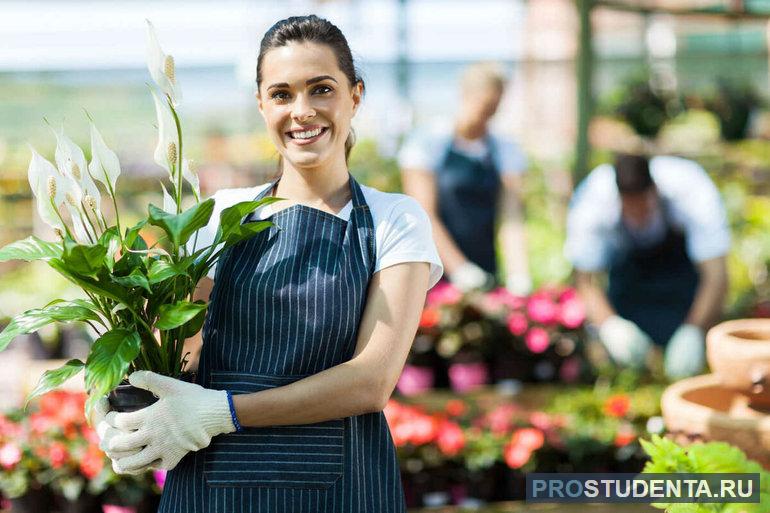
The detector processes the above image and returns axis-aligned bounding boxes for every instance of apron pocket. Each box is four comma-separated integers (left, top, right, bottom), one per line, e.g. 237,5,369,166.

203,371,344,489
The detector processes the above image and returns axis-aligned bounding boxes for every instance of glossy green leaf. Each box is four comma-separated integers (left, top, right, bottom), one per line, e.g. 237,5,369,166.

148,199,214,248
62,238,108,279
0,236,61,262
26,359,85,408
182,307,207,338
111,268,152,294
217,198,281,245
0,301,101,351
84,329,141,397
48,259,133,306
156,300,207,330
147,258,192,284
98,227,121,272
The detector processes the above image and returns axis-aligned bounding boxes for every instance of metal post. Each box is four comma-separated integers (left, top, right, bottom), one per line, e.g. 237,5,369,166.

575,0,594,183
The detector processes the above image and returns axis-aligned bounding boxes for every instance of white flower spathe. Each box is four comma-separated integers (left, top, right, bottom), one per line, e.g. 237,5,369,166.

27,146,64,232
151,89,180,177
146,20,181,105
89,123,121,194
181,159,200,200
161,182,176,214
53,126,102,213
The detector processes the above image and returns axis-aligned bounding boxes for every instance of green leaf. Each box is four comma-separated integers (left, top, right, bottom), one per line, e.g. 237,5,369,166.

48,259,133,306
0,236,61,262
182,307,207,338
148,199,215,248
147,258,191,284
217,198,281,245
26,359,85,407
111,268,152,294
156,300,207,330
0,302,101,352
98,227,121,272
84,329,141,397
62,238,108,279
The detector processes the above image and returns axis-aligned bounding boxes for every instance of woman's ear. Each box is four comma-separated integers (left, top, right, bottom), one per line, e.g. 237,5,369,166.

351,81,363,117
255,89,265,116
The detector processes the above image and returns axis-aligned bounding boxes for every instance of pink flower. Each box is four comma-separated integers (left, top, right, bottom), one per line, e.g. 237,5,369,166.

525,328,550,353
528,412,553,431
558,297,586,329
558,287,579,302
527,293,559,324
485,404,518,434
511,428,545,451
506,312,528,336
448,362,488,393
436,421,466,456
48,442,69,468
484,288,526,311
396,365,435,396
503,443,532,469
426,281,462,307
559,356,581,383
0,443,21,470
154,469,167,489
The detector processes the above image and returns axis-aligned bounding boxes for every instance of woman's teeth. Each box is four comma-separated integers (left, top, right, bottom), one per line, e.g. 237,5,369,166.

289,127,324,139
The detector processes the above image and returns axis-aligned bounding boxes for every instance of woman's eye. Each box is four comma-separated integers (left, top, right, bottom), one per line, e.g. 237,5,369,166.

313,85,332,95
271,91,290,101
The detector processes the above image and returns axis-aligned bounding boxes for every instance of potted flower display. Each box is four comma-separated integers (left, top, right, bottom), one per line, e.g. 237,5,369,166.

0,21,280,414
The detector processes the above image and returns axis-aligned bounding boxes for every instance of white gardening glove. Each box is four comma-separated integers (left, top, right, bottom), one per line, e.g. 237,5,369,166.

664,324,705,380
449,262,494,293
90,396,142,474
506,273,533,296
105,371,236,474
598,315,653,368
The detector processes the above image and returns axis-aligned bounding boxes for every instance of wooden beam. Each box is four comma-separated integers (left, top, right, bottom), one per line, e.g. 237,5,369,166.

593,0,770,19
575,0,594,183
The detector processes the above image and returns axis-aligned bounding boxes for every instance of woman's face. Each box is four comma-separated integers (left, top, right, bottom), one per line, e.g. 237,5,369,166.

257,42,362,171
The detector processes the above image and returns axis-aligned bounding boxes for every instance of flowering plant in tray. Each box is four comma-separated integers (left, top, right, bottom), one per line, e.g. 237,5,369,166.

0,21,279,414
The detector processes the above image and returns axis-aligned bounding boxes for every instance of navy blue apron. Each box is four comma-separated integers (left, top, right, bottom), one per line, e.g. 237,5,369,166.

158,174,406,513
607,202,699,346
435,136,501,277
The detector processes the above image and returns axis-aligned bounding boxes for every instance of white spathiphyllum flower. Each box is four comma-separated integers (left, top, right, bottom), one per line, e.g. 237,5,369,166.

27,146,65,232
146,20,182,105
88,123,121,193
181,159,200,200
53,127,102,214
160,182,177,214
151,89,180,177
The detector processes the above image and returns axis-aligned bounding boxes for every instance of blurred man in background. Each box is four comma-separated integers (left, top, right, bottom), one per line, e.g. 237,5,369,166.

565,154,730,379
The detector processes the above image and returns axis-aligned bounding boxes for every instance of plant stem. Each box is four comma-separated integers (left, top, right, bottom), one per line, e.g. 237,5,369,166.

167,95,184,215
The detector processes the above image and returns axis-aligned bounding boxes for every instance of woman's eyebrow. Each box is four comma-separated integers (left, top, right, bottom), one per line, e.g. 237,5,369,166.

266,76,337,91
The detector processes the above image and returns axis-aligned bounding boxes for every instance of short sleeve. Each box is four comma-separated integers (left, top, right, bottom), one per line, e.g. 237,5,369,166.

653,158,731,262
564,165,617,272
397,132,444,173
374,195,444,288
492,135,528,175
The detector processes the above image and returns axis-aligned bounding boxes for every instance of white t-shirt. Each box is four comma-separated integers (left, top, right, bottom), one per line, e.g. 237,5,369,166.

398,129,527,175
191,182,444,287
565,156,731,272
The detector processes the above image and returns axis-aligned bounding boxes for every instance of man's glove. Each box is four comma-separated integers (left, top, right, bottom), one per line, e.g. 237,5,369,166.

664,324,705,379
105,371,236,474
598,315,653,368
449,262,495,293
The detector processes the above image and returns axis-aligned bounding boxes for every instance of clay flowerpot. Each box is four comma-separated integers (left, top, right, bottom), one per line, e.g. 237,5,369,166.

661,373,770,469
706,319,770,408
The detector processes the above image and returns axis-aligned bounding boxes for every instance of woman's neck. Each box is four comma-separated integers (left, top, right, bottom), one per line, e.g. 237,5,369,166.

273,160,352,213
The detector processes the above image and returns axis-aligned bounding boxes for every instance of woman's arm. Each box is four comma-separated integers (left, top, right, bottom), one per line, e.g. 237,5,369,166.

498,174,530,293
181,276,215,372
232,261,430,427
401,169,468,276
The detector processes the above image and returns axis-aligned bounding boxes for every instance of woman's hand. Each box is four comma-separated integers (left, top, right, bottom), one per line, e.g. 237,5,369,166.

104,371,236,473
91,397,142,474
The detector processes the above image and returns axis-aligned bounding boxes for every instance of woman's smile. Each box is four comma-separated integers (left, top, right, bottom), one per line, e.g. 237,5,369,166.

285,125,330,146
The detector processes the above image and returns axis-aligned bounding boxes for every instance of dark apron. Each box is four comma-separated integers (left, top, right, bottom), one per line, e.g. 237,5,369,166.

435,136,501,277
159,174,406,513
607,204,699,346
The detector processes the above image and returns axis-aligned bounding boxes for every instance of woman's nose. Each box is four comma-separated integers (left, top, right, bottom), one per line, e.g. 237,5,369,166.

291,94,316,123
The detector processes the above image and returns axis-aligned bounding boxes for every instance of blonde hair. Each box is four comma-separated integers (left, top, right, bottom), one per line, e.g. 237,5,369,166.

460,62,507,93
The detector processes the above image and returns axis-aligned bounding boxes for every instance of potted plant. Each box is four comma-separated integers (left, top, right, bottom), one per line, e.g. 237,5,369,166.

0,21,280,414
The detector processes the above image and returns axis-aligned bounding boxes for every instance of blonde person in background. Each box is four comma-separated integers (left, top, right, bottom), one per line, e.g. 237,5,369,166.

399,62,531,295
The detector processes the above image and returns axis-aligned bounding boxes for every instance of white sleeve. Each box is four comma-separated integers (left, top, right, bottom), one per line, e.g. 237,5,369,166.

374,196,444,288
397,132,442,173
493,136,528,175
564,169,614,272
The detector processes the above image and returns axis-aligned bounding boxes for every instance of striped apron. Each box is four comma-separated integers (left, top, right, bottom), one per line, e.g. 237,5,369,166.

158,174,406,512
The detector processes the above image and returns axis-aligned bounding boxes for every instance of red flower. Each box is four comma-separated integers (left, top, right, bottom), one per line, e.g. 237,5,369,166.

79,445,105,479
614,428,637,447
527,293,559,324
29,412,54,434
48,442,69,469
485,404,518,435
444,399,467,417
525,328,550,354
436,421,465,456
510,428,545,451
528,412,552,431
506,312,528,336
419,307,441,329
0,443,22,470
604,394,631,418
503,443,532,469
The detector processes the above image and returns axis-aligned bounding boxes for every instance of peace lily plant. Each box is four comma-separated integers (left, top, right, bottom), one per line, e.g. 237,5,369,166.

0,21,278,415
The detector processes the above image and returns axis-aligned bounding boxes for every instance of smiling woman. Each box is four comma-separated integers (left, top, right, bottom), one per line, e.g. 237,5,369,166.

95,14,444,513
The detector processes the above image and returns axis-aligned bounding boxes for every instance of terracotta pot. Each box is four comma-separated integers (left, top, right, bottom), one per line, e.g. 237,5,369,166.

661,373,770,469
706,319,770,407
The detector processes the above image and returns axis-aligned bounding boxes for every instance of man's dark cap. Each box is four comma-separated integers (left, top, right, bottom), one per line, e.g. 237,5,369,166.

614,153,654,194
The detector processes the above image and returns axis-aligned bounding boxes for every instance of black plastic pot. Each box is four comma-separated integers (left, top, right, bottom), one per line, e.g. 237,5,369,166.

57,492,102,513
108,372,197,412
9,486,54,513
